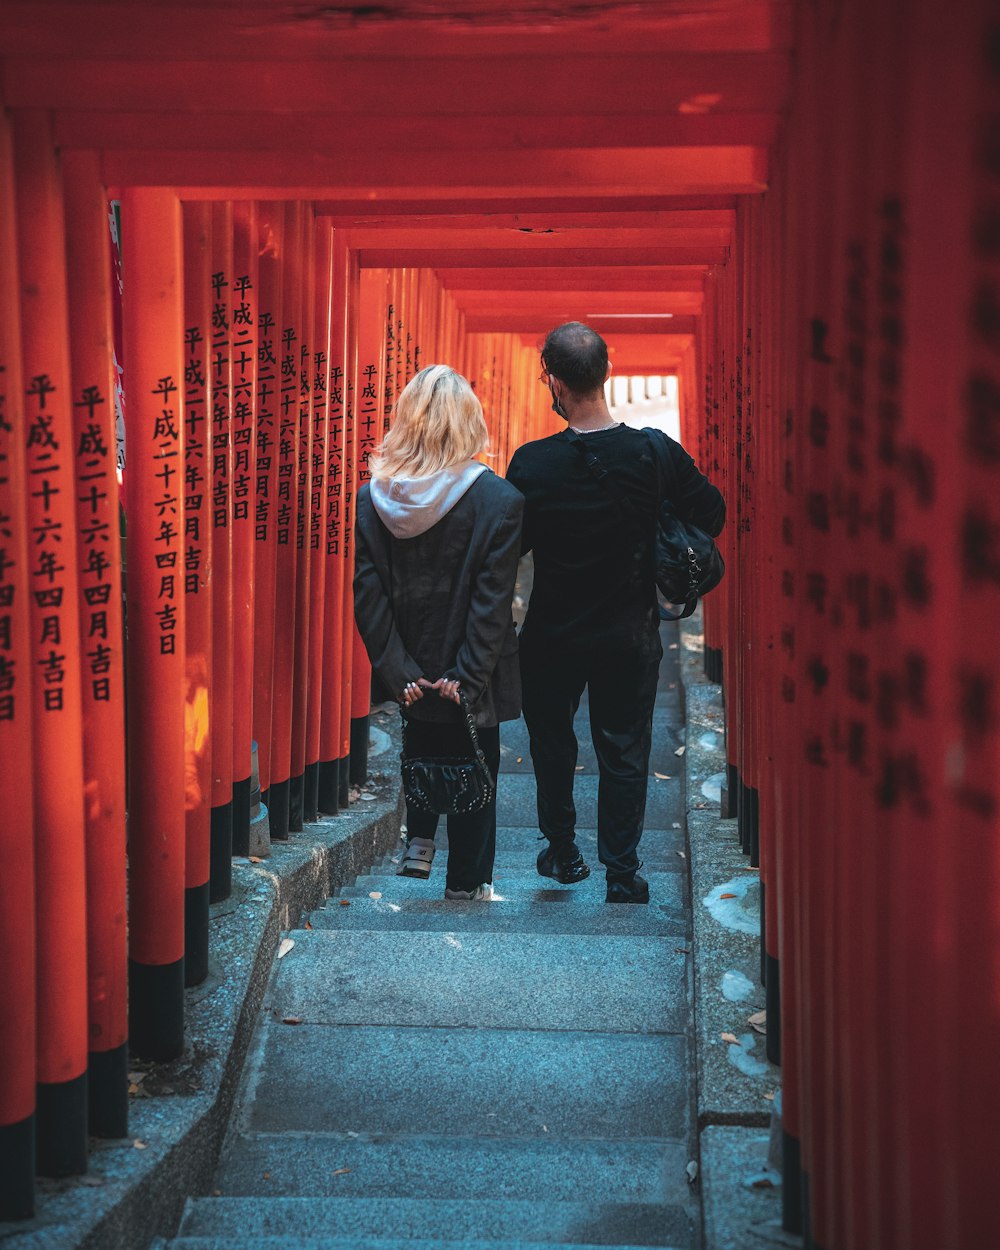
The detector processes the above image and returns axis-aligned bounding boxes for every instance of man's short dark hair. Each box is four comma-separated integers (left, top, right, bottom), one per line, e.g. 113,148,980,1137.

541,322,609,395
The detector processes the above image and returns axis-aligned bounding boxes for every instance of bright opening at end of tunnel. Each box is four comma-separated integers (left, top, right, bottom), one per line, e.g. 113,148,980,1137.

606,375,681,443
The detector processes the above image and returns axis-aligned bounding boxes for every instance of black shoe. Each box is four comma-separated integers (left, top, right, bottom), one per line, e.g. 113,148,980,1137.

606,873,650,904
537,840,591,885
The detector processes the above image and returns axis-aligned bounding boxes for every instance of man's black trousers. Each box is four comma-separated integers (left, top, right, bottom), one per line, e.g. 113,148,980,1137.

520,623,662,881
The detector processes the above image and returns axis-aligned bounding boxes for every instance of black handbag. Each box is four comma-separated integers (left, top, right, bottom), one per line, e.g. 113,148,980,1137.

400,692,496,815
565,427,724,621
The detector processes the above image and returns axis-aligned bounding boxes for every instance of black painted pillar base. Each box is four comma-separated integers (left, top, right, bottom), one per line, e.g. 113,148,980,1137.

782,1130,803,1234
87,1040,128,1138
338,755,350,808
738,779,756,857
349,715,370,786
721,762,739,819
766,951,781,1065
268,778,290,840
303,761,319,823
231,775,251,856
0,1114,34,1219
760,877,767,986
184,880,210,987
36,1071,87,1177
802,1171,813,1248
209,801,233,903
128,956,184,1061
317,759,340,815
288,772,304,831
704,644,723,684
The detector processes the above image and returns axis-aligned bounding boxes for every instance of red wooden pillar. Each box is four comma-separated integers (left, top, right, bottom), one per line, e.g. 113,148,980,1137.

13,109,89,1176
62,148,128,1136
230,202,258,852
120,186,186,1060
349,267,387,783
181,201,213,985
0,112,37,1221
304,220,332,823
268,202,303,838
209,202,234,896
318,229,349,813
339,250,360,796
252,204,284,803
289,210,315,831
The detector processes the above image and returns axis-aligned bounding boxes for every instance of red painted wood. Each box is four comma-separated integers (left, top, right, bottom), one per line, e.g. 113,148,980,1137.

120,186,186,967
62,148,128,1066
13,110,89,1100
0,112,36,1135
181,201,213,898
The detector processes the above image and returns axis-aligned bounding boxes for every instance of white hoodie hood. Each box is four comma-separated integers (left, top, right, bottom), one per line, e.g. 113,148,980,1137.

369,459,489,539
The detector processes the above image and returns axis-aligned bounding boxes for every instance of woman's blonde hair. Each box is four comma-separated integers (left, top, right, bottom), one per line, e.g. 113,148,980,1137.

368,364,489,480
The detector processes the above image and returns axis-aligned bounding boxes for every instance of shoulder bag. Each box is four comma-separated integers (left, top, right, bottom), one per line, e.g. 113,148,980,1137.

400,693,495,815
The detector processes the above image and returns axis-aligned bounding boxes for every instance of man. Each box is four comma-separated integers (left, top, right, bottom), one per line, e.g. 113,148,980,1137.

506,322,724,903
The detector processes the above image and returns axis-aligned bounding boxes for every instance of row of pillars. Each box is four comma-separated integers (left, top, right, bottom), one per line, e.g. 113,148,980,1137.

0,107,556,1220
686,1,999,1248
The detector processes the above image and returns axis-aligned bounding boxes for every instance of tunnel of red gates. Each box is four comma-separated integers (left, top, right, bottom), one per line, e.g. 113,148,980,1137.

0,3,998,1248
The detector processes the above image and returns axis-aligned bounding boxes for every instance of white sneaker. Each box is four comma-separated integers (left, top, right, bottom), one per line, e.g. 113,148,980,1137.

443,883,494,901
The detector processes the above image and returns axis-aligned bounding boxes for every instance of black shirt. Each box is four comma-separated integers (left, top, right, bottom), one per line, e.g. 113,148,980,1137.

506,425,724,647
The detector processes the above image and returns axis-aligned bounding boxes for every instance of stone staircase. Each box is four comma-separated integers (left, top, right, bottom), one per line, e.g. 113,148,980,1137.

154,630,698,1250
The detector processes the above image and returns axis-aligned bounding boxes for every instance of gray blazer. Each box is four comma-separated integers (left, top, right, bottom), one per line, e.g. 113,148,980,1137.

353,471,524,726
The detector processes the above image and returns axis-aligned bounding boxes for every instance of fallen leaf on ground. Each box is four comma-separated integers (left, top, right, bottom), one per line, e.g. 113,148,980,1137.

304,920,313,930
339,899,351,906
369,891,382,900
675,947,690,954
693,802,709,809
249,855,264,863
671,821,682,829
212,1189,222,1197
751,1176,775,1189
262,1172,270,1180
575,765,585,771
281,1016,304,1025
654,772,672,780
669,643,679,650
719,893,737,900
79,1175,104,1187
749,1010,767,1034
686,1160,699,1185
720,1032,740,1045
332,1168,352,1176
541,1125,549,1133
360,793,376,801
676,850,686,859
763,1092,775,1102
674,746,686,756
133,1139,148,1150
516,757,523,763
278,937,295,958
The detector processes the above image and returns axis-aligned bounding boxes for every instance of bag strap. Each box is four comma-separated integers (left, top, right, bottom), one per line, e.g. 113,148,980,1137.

400,690,488,765
564,427,647,530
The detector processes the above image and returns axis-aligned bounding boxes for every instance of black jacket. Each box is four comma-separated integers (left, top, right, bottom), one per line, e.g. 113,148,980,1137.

506,425,725,646
353,471,524,726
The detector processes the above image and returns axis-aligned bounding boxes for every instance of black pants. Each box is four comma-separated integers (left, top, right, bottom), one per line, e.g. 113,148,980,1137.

520,626,662,881
403,718,501,893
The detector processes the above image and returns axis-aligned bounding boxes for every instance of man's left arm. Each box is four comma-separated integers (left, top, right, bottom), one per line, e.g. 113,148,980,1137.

663,438,726,537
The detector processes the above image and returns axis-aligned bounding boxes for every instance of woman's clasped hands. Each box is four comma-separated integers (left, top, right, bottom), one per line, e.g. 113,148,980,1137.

399,676,462,707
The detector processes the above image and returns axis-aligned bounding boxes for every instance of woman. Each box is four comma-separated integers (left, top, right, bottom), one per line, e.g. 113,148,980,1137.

353,365,524,899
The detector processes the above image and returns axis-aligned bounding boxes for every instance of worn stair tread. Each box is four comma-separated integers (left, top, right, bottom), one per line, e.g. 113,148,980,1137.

177,1195,693,1246
270,929,689,1033
164,1238,688,1250
241,1024,689,1140
308,895,687,937
337,869,684,904
214,1132,692,1206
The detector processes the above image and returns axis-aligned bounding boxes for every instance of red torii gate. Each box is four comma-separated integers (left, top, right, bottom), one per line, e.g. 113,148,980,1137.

1,3,998,1248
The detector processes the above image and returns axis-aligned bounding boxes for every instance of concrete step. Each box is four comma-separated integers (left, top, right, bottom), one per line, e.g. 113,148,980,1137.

337,866,683,901
176,1195,693,1246
308,895,688,938
163,1238,688,1250
214,1133,692,1207
241,1022,689,1141
272,928,689,1033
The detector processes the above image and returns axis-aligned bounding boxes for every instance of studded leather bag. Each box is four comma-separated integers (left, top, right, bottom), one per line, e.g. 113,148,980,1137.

400,692,496,815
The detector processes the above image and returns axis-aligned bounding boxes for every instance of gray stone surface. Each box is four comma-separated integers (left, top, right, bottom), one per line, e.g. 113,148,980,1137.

242,1024,690,1140
270,929,690,1033
494,773,682,833
307,896,689,938
419,824,687,865
338,866,685,906
700,1126,792,1250
179,1195,693,1246
215,1133,692,1206
163,1240,688,1250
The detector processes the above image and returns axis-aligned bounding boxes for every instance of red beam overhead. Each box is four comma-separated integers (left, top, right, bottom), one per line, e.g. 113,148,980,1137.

344,227,733,252
356,248,728,268
100,147,768,197
311,196,738,218
436,267,710,292
449,292,704,314
322,211,737,231
0,2,794,60
53,111,780,154
4,54,790,116
465,314,697,335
